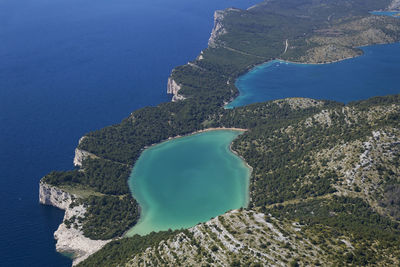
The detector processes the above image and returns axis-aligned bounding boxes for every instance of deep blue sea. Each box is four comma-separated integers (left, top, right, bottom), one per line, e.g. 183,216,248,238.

0,0,258,266
1,2,400,266
227,42,400,108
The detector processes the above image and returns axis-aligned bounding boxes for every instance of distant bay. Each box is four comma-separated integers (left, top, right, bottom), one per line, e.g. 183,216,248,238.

127,130,250,236
227,42,400,108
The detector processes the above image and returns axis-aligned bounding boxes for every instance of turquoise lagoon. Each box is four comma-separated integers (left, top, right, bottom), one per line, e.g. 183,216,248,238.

127,130,250,235
227,42,400,108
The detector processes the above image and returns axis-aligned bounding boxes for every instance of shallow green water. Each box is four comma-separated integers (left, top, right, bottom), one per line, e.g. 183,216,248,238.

127,130,250,236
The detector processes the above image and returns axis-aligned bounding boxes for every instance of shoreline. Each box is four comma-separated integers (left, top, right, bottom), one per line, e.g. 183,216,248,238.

226,40,400,108
224,55,361,108
127,127,252,235
142,127,248,150
41,2,400,264
39,182,112,265
229,142,253,207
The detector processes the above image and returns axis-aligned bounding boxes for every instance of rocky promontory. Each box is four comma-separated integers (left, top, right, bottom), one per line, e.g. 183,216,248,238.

39,181,73,210
208,10,227,48
167,77,185,102
40,0,400,266
39,153,112,265
39,181,111,265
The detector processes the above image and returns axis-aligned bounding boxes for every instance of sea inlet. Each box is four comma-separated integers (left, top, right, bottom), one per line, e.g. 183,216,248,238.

227,42,400,108
127,130,250,236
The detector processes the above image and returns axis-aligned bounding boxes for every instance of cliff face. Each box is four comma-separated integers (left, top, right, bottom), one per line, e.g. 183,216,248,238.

39,181,72,210
166,9,230,101
208,10,227,47
73,137,97,167
39,181,111,266
73,148,97,167
167,77,185,102
54,203,111,266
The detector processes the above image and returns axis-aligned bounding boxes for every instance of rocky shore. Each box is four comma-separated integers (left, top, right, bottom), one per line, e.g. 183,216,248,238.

40,0,400,265
208,10,228,47
39,156,111,265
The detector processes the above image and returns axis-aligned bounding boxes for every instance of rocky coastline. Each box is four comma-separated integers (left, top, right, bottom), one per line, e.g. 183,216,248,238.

208,10,228,47
40,0,400,265
39,156,111,265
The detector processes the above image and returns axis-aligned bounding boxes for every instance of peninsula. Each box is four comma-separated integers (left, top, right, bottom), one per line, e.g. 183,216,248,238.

39,0,400,265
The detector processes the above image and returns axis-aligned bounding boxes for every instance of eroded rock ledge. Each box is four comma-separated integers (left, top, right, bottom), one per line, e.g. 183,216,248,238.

208,10,227,47
39,181,111,265
167,77,185,102
73,137,98,167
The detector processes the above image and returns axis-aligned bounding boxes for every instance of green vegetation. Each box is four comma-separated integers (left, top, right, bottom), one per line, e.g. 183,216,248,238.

86,202,400,266
267,196,400,265
230,95,400,207
81,158,131,195
43,170,85,186
40,0,400,264
77,230,182,267
69,93,399,263
80,195,139,240
381,184,400,220
43,158,131,196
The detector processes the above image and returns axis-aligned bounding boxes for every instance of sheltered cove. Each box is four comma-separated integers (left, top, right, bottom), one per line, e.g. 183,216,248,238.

126,129,251,236
227,42,400,108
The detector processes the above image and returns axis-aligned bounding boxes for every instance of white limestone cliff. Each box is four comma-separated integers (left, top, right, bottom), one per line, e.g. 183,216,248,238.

39,181,73,210
39,181,111,265
73,137,98,167
167,77,185,102
208,10,227,47
73,148,96,167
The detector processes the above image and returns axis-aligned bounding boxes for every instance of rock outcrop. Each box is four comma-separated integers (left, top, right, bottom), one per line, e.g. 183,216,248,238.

54,203,111,265
39,181,73,210
208,10,227,47
73,148,97,167
167,77,185,102
39,182,111,265
273,97,324,110
389,0,400,10
126,210,355,266
73,137,97,167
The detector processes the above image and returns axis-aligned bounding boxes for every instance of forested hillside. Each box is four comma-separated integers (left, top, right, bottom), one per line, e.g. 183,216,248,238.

40,1,400,263
80,95,400,266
